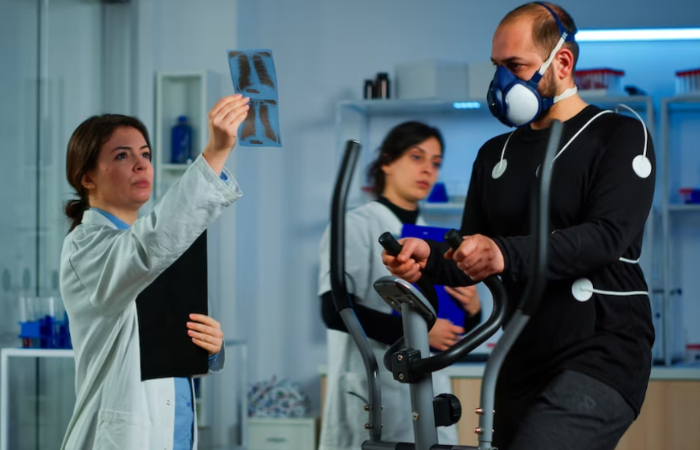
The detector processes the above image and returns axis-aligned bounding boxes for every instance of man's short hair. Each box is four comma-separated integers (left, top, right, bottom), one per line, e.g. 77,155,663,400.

500,2,580,70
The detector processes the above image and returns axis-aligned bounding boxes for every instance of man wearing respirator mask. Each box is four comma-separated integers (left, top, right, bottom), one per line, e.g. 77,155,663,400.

383,3,655,449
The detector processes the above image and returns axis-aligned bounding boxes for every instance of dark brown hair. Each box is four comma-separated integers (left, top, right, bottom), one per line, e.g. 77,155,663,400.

64,114,151,232
367,121,444,196
500,2,580,70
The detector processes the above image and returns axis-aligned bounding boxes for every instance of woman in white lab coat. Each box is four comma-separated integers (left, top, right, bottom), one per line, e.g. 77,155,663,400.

317,121,482,450
59,95,249,450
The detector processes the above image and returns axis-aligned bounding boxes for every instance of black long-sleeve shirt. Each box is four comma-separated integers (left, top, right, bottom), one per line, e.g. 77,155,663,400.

424,105,655,416
321,196,482,347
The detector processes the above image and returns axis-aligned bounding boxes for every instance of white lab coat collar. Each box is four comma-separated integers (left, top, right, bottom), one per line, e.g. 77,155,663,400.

81,208,122,229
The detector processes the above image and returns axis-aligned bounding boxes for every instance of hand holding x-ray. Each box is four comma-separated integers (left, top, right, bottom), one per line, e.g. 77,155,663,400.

206,95,250,152
202,95,250,174
227,48,282,147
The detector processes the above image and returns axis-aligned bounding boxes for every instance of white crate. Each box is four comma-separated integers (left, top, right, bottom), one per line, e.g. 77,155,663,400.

394,60,494,100
676,68,700,95
574,68,625,97
248,417,318,450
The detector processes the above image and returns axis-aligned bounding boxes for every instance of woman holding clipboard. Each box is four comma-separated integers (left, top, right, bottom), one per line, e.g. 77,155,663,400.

59,95,248,449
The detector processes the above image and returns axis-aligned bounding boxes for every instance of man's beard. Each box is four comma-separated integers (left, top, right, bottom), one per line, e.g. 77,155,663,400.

536,69,559,119
538,68,558,99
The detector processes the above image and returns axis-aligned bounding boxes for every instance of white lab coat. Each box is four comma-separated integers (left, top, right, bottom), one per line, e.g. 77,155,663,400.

59,155,241,450
317,201,458,450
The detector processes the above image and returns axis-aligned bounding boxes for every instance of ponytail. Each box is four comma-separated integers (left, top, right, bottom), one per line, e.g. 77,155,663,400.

65,197,89,232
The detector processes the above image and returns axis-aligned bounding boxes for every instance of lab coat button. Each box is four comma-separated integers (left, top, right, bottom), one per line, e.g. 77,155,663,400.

166,400,171,406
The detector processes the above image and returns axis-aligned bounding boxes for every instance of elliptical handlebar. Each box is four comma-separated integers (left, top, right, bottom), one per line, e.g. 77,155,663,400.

471,120,563,449
329,140,361,314
376,231,509,375
328,140,384,442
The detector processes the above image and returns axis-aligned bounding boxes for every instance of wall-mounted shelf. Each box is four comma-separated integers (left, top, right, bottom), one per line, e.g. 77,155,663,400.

668,204,700,212
337,94,653,117
161,163,192,172
420,202,465,214
338,98,486,116
153,71,219,199
664,94,700,112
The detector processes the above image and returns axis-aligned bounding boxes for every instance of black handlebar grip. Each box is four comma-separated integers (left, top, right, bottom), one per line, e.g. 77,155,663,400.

378,232,403,257
444,229,463,251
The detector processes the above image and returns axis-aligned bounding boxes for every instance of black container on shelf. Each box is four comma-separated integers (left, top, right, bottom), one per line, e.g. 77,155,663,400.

363,79,375,99
375,72,390,99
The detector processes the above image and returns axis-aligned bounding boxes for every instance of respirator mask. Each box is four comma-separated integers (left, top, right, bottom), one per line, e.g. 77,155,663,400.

487,2,578,128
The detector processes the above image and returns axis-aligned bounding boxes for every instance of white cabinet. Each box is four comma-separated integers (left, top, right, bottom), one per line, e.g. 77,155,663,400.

248,417,318,450
659,94,700,366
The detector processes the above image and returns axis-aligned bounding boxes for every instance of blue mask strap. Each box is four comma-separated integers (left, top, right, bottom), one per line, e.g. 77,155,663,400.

541,96,555,111
529,72,544,88
534,2,577,42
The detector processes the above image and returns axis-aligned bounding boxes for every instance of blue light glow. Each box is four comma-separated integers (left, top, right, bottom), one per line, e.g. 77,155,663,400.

452,102,482,110
576,28,700,42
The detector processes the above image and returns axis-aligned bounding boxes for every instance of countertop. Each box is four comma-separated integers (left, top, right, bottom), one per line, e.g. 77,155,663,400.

317,363,700,381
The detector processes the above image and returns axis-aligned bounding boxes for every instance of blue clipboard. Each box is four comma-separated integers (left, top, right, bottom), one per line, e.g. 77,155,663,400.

397,224,466,327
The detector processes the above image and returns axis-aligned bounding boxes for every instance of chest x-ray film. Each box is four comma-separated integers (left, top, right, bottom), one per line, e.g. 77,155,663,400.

227,49,282,147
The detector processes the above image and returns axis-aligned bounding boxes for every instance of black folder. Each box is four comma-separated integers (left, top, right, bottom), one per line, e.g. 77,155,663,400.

136,231,209,380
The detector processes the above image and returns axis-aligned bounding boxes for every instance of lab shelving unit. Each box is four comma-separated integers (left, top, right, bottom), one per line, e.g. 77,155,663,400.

334,94,664,359
334,94,655,210
153,71,219,200
659,94,700,366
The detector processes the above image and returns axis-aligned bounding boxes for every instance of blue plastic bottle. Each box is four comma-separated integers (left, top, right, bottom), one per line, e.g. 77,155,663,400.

171,115,193,164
